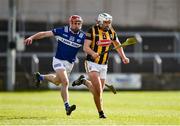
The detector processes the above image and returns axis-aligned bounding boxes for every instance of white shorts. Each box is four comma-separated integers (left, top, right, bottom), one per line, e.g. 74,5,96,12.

85,61,108,79
52,57,74,76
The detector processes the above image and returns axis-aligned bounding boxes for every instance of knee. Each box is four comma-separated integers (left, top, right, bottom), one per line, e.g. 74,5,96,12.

53,77,61,85
54,80,61,85
60,78,69,86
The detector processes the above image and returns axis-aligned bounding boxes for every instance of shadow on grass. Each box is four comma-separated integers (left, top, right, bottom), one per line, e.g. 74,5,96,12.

0,115,47,120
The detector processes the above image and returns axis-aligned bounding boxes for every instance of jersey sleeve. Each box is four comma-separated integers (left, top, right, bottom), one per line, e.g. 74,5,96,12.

80,31,86,44
112,31,120,47
52,27,63,36
113,32,119,42
85,27,93,40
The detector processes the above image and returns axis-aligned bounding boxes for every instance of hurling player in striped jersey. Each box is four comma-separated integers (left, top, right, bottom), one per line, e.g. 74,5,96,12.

72,13,129,118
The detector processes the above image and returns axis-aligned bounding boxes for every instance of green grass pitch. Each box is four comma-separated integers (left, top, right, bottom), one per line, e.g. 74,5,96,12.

0,90,180,125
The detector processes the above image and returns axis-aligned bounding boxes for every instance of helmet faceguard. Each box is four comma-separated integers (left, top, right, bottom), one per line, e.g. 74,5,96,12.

97,13,112,31
69,15,83,32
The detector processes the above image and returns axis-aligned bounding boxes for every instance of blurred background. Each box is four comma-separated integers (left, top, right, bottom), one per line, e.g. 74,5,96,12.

0,0,180,91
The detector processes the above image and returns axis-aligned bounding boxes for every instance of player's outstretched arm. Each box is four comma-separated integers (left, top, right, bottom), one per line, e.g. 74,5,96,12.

24,31,53,45
113,40,130,64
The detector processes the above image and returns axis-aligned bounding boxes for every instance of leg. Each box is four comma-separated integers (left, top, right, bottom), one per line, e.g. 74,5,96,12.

72,75,96,95
100,79,105,90
55,69,69,102
99,79,107,118
34,70,75,115
88,72,104,115
105,83,117,94
55,69,76,116
72,72,104,115
84,79,96,95
72,75,116,94
44,73,61,85
34,72,61,87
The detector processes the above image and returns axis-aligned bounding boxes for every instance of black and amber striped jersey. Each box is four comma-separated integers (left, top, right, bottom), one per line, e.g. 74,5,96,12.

85,25,118,64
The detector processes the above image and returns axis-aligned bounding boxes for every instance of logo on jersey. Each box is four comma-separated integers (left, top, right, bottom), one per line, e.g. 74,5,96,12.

69,36,75,41
79,33,84,38
96,39,112,47
62,34,68,37
77,39,81,43
55,36,82,48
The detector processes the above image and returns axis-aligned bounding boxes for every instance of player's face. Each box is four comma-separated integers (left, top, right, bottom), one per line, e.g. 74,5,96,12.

70,21,82,33
102,20,111,31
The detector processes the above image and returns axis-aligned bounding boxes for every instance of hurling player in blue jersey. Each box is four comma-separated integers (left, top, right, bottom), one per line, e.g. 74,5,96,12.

24,15,85,116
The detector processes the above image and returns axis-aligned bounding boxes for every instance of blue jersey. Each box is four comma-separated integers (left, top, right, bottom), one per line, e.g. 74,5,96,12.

52,26,85,63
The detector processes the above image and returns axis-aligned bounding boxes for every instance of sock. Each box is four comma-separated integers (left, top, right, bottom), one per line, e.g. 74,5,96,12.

99,111,104,116
39,75,44,81
64,101,70,110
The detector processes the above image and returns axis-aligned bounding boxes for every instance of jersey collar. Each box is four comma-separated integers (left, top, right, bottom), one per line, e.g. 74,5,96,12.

69,27,80,34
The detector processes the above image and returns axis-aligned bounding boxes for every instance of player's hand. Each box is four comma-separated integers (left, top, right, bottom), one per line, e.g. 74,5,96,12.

122,57,130,64
24,37,33,45
92,53,100,59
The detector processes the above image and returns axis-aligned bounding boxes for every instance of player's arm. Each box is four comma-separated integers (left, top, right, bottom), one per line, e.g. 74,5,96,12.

112,35,129,64
83,27,100,59
83,39,99,59
24,31,54,45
